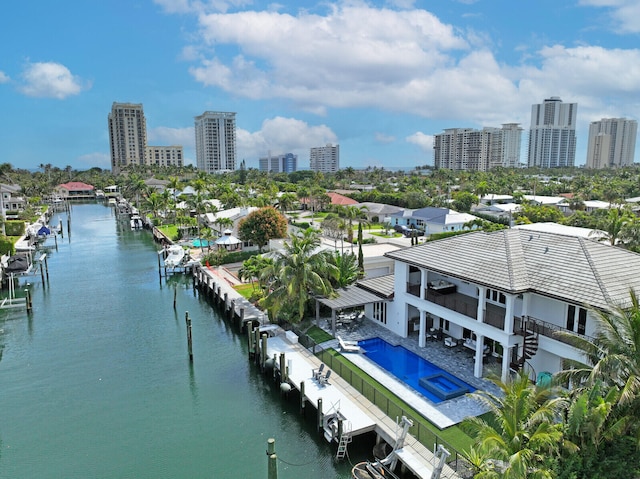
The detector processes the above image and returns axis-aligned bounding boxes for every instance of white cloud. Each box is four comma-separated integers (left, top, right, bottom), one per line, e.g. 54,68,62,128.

19,62,89,99
579,0,640,33
148,126,195,148
0,71,9,83
181,4,640,132
406,132,433,151
236,116,337,160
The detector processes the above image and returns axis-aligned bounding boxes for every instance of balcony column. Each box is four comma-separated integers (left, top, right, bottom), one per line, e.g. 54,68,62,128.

418,309,427,348
501,345,510,382
476,286,486,324
474,334,484,378
420,268,427,300
504,294,515,334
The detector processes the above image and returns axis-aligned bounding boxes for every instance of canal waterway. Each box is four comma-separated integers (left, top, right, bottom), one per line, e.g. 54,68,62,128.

0,203,372,478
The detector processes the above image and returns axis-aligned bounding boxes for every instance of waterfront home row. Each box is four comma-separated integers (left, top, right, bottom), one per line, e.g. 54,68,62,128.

353,228,640,383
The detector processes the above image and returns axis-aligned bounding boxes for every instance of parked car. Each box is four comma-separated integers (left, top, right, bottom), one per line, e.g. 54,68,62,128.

404,228,425,237
394,224,409,233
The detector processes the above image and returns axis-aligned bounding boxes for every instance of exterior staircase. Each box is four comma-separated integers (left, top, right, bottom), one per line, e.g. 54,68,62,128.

510,320,540,372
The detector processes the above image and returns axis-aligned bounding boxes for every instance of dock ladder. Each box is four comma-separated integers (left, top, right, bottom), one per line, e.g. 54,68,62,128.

336,421,352,460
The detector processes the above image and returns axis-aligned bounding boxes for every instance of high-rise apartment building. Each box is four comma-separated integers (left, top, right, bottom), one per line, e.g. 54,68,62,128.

194,111,237,173
310,144,339,173
108,102,147,174
259,153,297,173
586,118,637,169
527,97,577,168
145,146,183,168
433,124,522,171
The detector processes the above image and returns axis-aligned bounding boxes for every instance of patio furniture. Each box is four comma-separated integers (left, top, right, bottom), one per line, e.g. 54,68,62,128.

444,337,457,348
312,363,325,380
337,336,361,353
318,369,332,385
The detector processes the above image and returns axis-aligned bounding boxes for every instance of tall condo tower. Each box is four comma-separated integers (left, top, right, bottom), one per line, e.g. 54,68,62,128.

194,111,237,173
310,144,339,173
108,102,147,174
433,124,522,171
586,118,637,169
527,97,577,168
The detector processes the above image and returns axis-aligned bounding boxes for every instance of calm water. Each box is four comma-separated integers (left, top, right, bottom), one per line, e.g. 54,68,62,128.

358,337,475,404
0,203,369,478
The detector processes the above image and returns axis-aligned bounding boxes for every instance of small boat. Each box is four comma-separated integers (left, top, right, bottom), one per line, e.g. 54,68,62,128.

164,245,186,267
130,215,143,229
108,198,117,206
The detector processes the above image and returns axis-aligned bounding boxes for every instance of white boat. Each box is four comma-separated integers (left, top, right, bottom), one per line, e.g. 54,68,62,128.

130,215,144,229
164,245,186,267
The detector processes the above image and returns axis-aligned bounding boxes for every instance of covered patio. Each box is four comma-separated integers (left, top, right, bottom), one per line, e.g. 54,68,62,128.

315,285,389,336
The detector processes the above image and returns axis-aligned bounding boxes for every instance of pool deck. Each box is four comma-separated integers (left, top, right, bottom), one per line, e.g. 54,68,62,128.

318,318,502,429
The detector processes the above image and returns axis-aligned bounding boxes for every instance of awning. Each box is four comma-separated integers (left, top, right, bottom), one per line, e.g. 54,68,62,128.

317,285,388,310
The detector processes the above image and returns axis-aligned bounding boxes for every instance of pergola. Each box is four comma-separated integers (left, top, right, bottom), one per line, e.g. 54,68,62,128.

315,285,388,336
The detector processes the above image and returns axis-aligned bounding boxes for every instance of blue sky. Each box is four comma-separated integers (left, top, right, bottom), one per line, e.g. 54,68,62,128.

1,0,639,171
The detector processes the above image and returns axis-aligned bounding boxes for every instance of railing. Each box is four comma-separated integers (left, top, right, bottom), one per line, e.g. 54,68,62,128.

406,282,421,297
317,349,468,475
426,289,477,320
517,316,594,344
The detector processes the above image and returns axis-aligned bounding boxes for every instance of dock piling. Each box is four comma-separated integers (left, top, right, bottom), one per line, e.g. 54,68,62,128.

267,438,278,479
25,289,32,313
185,311,193,362
317,398,323,432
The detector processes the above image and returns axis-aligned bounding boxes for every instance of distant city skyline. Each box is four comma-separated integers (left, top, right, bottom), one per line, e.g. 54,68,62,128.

1,1,640,171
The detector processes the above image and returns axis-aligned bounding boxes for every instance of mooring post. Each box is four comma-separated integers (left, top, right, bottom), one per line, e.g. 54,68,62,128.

25,289,32,313
267,438,278,479
39,258,45,283
185,311,193,362
300,381,305,414
54,233,58,251
317,398,323,432
67,216,71,237
246,320,254,357
157,251,162,280
279,353,286,383
59,219,63,239
173,287,177,309
261,333,268,370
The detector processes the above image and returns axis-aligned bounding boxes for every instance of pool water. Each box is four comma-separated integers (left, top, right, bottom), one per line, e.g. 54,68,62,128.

358,337,476,404
192,238,211,247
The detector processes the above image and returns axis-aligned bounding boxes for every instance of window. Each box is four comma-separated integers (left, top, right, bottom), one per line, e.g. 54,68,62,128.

372,302,387,324
566,305,587,335
486,288,506,305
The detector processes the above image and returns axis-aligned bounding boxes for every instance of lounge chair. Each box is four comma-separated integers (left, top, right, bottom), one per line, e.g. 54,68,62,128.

318,369,331,385
312,363,325,381
338,336,361,353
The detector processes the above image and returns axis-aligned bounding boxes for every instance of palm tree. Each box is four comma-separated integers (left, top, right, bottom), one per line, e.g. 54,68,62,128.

461,371,565,478
260,228,337,323
238,255,273,292
329,251,360,288
556,290,640,423
338,205,368,251
167,176,181,222
592,208,628,246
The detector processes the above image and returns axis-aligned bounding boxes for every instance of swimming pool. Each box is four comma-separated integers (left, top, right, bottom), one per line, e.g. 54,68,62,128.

358,337,475,404
192,238,211,247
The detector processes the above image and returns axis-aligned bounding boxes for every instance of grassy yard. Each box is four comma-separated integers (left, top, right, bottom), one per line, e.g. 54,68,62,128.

305,325,334,344
370,231,403,238
234,282,257,300
157,225,178,241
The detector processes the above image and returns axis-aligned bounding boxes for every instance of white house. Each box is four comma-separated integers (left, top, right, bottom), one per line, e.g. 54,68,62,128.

388,207,478,235
366,229,640,383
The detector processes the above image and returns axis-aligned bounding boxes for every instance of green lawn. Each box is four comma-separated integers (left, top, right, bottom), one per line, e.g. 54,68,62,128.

157,225,178,241
370,231,403,238
234,282,256,300
305,325,333,344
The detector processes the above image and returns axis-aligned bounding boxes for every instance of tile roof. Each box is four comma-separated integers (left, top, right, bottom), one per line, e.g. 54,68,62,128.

385,229,640,310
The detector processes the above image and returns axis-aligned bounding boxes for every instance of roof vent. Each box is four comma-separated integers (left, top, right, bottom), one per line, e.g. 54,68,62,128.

544,246,549,253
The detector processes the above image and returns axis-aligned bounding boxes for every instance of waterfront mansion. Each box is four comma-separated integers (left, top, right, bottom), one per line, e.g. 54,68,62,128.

358,229,640,383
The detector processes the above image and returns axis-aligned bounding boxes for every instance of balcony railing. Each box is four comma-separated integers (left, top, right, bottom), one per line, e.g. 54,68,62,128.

426,289,477,320
517,316,593,344
406,283,420,297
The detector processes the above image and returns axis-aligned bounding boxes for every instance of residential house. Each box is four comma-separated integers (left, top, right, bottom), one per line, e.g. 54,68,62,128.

55,182,95,200
378,229,640,383
0,184,25,214
388,207,478,235
201,206,258,247
356,202,405,223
